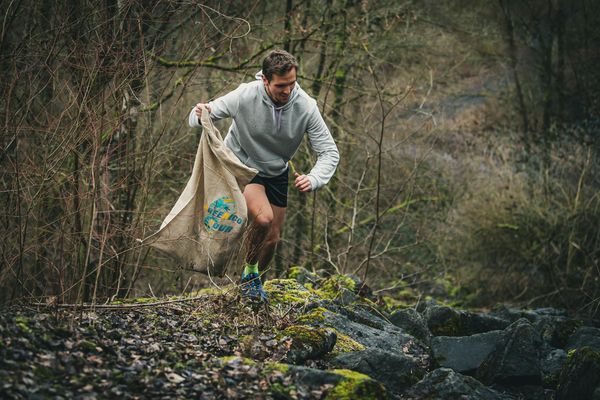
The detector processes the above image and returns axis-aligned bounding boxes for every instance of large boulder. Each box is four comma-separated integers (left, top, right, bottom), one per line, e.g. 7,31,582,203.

403,368,516,400
331,347,425,394
566,327,600,353
477,318,542,386
431,330,505,373
303,302,431,368
425,306,510,337
389,308,431,344
556,346,600,400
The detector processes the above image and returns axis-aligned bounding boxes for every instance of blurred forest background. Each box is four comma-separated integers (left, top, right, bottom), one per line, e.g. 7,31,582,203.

1,0,598,316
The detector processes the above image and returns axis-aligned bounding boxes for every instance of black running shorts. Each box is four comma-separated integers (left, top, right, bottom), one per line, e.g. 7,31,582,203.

249,168,289,208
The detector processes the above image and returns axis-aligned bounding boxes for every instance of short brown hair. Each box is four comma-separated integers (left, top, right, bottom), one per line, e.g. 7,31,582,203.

262,50,298,81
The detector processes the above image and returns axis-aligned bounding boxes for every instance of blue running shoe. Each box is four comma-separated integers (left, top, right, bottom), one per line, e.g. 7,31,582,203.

240,272,268,303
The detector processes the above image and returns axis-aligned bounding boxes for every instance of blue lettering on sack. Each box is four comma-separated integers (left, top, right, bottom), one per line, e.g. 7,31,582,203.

203,196,244,233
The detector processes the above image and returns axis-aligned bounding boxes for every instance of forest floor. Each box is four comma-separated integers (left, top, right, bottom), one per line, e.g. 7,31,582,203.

0,291,308,399
2,271,600,400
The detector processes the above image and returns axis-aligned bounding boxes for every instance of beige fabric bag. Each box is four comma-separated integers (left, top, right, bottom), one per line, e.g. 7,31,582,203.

145,108,257,276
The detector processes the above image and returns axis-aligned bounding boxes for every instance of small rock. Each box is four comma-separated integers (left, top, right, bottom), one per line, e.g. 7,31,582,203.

166,372,185,384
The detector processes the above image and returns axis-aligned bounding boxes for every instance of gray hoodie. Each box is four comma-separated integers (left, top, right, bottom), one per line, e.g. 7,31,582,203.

188,72,339,190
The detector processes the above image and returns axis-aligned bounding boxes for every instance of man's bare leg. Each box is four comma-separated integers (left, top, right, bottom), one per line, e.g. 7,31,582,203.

243,184,286,272
256,204,286,270
244,184,274,267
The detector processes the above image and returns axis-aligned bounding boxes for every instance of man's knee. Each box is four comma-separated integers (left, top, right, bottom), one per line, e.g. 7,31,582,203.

253,213,273,230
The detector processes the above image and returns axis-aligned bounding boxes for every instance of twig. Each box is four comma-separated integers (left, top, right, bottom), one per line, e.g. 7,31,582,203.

30,295,210,310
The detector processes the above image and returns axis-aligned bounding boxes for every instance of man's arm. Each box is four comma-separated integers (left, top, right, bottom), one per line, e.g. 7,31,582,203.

187,84,245,128
304,106,340,191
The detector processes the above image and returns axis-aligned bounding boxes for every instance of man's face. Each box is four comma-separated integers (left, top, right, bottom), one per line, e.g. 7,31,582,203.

262,68,296,106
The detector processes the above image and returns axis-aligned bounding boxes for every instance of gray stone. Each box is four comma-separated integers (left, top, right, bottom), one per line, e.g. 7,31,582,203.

432,330,505,372
403,368,516,400
425,305,510,337
566,326,600,352
331,348,426,393
389,308,431,344
318,303,430,367
336,288,357,305
477,318,542,386
541,349,567,389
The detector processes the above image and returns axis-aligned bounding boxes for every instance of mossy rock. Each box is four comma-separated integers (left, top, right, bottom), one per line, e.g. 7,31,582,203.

296,307,331,325
556,346,600,400
282,325,336,364
326,369,387,400
217,357,386,399
263,279,317,306
331,332,366,355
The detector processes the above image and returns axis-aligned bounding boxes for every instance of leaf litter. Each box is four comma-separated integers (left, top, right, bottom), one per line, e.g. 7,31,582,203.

0,292,338,399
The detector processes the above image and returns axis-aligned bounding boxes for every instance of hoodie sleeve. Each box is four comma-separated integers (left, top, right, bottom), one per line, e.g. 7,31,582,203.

188,84,244,128
305,104,340,190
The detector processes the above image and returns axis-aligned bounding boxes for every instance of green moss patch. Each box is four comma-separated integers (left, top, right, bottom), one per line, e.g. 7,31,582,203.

263,279,316,305
317,275,357,300
326,369,387,400
332,332,366,355
296,307,330,325
15,316,32,334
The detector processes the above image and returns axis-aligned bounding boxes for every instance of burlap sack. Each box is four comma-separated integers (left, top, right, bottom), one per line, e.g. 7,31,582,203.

145,107,257,276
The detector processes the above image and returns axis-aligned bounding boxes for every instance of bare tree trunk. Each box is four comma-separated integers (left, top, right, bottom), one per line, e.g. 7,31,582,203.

498,0,530,144
283,0,293,52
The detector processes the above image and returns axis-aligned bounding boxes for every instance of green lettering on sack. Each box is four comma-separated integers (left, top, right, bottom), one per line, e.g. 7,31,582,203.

203,196,244,233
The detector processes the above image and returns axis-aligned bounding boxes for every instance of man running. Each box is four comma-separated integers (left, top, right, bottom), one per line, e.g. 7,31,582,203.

189,49,339,302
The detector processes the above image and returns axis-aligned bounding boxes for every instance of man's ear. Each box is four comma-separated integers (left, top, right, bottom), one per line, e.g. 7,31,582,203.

261,75,269,85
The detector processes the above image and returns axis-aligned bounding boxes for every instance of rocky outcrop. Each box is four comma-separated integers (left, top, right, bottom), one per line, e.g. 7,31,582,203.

264,273,600,399
2,272,598,400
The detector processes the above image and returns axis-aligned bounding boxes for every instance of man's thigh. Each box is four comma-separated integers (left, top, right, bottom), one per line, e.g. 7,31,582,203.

244,183,273,221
